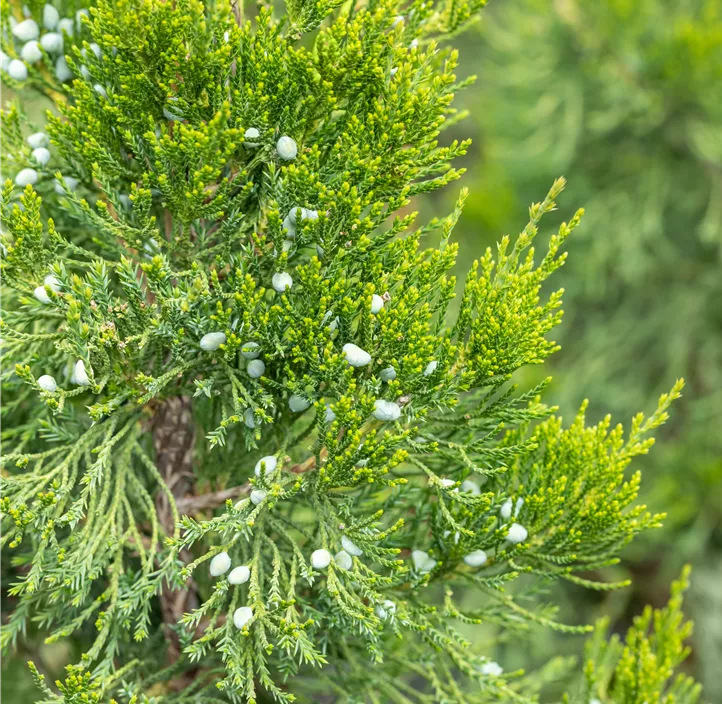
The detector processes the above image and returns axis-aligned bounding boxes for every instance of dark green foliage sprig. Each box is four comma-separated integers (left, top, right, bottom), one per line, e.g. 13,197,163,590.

0,0,703,702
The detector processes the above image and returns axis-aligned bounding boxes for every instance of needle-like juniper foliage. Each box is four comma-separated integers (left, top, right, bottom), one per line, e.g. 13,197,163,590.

1,0,701,702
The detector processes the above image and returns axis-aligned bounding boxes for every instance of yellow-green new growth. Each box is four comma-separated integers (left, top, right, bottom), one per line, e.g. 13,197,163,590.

567,566,701,704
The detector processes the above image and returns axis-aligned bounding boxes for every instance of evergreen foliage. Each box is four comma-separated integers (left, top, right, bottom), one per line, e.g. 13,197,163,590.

0,0,705,701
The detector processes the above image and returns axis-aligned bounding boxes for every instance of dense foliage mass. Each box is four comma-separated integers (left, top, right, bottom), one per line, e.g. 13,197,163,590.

1,0,703,701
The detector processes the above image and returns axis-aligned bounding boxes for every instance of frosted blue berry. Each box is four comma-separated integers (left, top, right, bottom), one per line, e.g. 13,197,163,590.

443,530,461,545
243,127,260,147
57,18,74,36
44,274,59,291
75,9,89,28
32,147,51,165
27,132,49,149
411,549,436,573
15,168,38,187
228,565,250,584
37,374,57,392
334,550,352,570
342,343,371,367
209,551,231,576
73,360,91,386
341,535,363,557
199,332,226,351
371,294,384,314
289,394,310,413
43,4,60,30
233,605,253,629
55,175,79,194
500,498,513,520
375,600,396,619
479,661,503,676
463,550,488,567
423,360,438,376
34,285,51,304
250,489,266,505
311,548,331,569
12,19,39,41
41,32,63,54
254,455,278,477
241,341,260,359
272,272,293,292
276,135,297,160
21,40,42,64
247,359,265,378
8,60,29,82
379,366,396,382
287,206,302,226
461,479,480,495
507,523,528,543
372,399,401,422
282,213,296,238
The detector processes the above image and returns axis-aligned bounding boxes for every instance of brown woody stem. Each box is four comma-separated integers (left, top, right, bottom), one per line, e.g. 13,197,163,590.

152,396,198,667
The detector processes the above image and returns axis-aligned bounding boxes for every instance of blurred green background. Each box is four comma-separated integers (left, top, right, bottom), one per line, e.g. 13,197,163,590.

3,0,721,699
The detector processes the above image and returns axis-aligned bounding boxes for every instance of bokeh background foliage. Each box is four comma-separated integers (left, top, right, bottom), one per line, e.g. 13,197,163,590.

2,0,721,699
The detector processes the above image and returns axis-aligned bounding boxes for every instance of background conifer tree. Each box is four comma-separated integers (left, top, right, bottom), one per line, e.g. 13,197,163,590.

0,0,705,701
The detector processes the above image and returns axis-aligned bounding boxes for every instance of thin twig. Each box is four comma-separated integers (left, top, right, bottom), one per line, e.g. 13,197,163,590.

176,484,249,513
175,450,325,514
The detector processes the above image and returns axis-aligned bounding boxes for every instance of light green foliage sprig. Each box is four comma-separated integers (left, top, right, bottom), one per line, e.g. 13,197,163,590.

564,566,701,704
0,0,703,702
